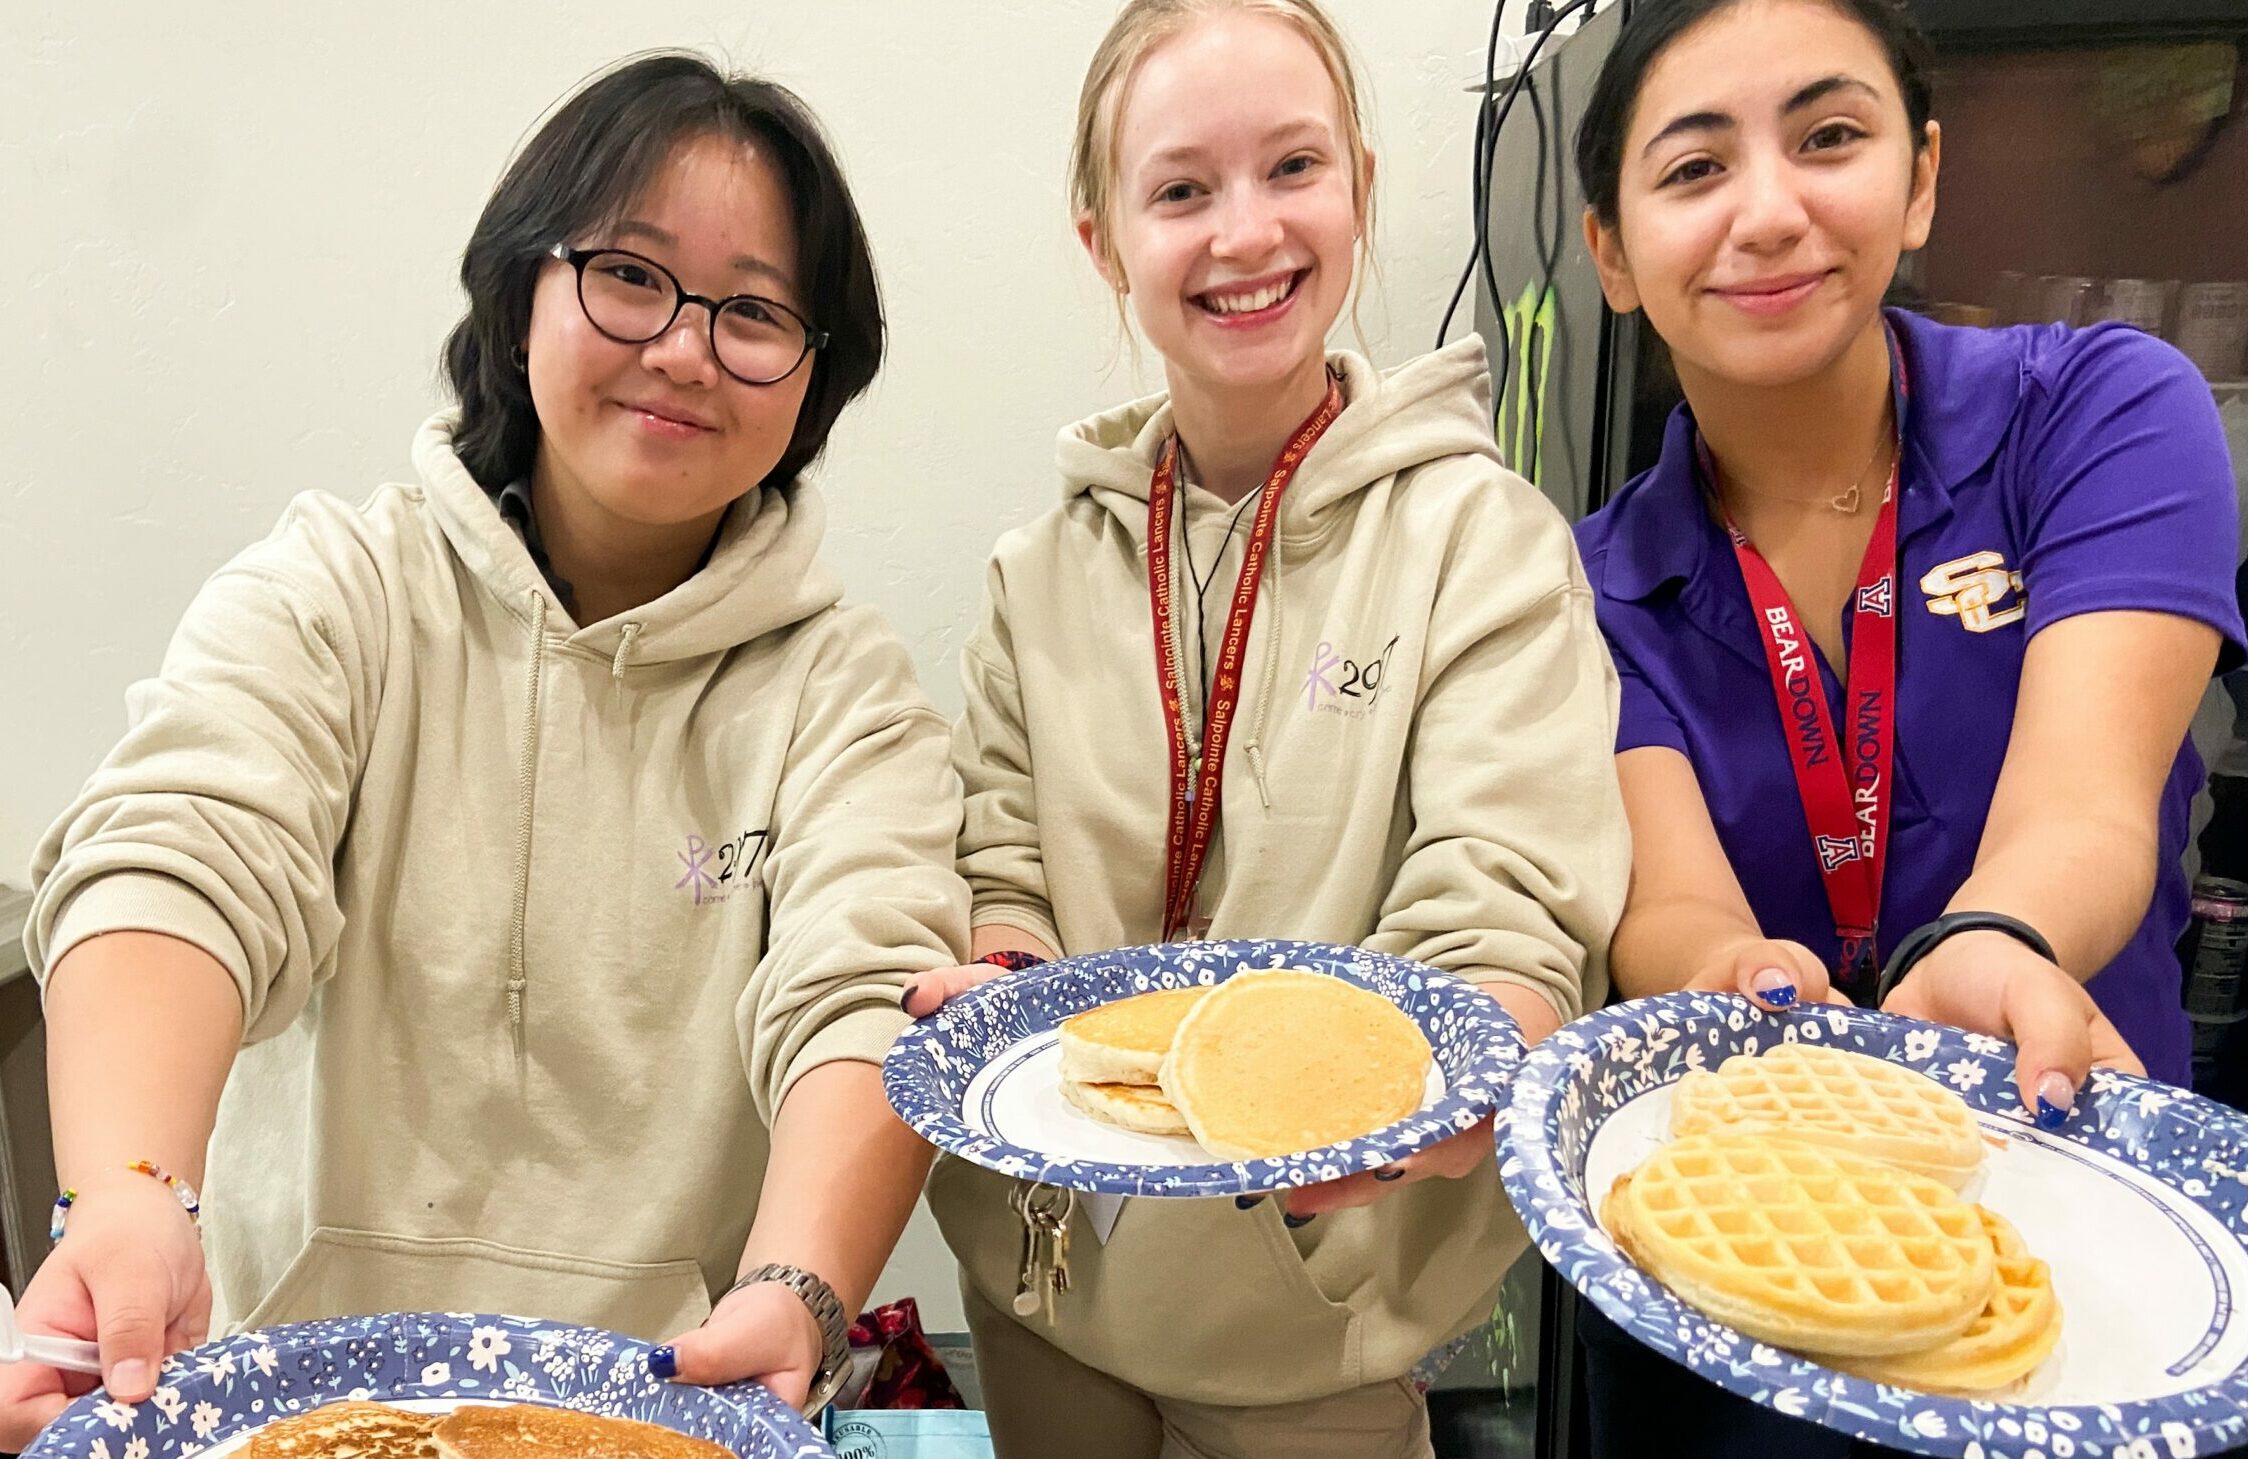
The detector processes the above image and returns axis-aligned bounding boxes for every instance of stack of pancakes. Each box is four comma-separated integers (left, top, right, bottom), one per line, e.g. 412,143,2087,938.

1058,970,1433,1161
246,1402,734,1459
1602,1044,2061,1395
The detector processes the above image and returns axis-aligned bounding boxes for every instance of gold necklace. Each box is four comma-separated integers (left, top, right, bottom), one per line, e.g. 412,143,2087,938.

1826,432,1894,515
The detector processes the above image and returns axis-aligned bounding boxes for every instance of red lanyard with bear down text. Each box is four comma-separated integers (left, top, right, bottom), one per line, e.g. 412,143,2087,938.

1699,323,1907,1000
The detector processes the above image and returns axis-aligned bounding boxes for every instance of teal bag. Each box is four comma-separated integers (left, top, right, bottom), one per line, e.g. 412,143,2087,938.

821,1408,993,1459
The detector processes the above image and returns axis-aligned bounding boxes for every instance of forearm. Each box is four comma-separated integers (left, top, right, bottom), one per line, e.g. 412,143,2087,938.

970,922,1058,962
1948,808,2156,981
739,1060,932,1316
46,931,242,1192
1485,980,1563,1045
1609,895,1764,1000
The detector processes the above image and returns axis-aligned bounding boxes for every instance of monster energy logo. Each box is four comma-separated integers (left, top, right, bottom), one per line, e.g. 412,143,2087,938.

1498,282,1556,486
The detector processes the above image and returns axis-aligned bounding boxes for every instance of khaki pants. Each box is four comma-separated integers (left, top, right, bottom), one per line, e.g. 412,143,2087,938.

962,1281,1436,1459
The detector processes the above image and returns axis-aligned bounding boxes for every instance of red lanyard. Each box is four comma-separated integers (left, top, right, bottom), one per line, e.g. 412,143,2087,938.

1146,376,1344,941
1704,332,1907,997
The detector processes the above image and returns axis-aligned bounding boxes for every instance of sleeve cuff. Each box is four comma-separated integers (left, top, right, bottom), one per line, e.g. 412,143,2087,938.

41,871,254,1014
970,903,1062,956
774,998,914,1113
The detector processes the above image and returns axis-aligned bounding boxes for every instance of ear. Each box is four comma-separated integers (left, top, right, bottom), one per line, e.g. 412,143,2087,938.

1583,206,1641,314
1075,212,1127,294
1902,119,1941,253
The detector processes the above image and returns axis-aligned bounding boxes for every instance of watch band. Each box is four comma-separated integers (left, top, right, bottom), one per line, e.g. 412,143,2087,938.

1876,911,2057,1004
727,1263,851,1415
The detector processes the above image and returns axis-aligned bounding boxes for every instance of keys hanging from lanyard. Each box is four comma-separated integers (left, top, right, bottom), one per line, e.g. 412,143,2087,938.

1145,374,1344,942
1706,322,1909,1001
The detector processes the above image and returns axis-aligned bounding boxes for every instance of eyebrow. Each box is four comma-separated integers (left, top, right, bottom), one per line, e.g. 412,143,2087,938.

1639,75,1880,157
1141,117,1332,173
609,221,794,294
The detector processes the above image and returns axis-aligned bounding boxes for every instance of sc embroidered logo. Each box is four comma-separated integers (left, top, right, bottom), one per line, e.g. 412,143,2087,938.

1815,834,1864,872
1920,552,2025,633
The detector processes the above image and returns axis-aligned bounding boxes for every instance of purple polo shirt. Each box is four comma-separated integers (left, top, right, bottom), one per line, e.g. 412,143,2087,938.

1575,310,2244,1085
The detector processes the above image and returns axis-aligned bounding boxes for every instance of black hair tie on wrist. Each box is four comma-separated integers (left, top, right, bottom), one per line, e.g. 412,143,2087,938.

1875,912,2057,1005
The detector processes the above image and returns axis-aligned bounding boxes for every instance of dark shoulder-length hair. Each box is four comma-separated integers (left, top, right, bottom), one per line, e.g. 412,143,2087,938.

1574,0,1933,228
442,52,884,493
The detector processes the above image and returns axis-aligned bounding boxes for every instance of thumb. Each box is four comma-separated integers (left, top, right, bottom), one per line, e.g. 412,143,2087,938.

88,1252,174,1402
652,1290,817,1391
2002,975,2094,1131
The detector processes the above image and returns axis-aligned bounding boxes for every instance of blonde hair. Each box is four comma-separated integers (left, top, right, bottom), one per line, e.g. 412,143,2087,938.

1070,0,1379,329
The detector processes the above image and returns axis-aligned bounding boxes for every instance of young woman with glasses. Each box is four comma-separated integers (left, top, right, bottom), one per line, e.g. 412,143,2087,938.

1,53,965,1447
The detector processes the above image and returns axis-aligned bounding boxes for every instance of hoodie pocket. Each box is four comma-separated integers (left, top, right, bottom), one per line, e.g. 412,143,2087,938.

237,1228,713,1340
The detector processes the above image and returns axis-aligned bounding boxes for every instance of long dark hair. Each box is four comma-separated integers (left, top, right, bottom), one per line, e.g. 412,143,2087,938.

442,53,884,493
1574,0,1934,228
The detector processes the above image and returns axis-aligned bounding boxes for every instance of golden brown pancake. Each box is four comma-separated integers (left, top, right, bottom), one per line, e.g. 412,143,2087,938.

431,1404,735,1459
1060,1077,1193,1136
246,1403,440,1459
1058,986,1211,1085
1159,969,1431,1161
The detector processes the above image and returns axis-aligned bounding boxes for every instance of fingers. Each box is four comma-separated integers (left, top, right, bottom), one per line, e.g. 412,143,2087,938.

0,1390,72,1452
902,966,983,1019
88,1251,175,1403
2087,1011,2145,1077
653,1281,824,1394
2000,972,2095,1129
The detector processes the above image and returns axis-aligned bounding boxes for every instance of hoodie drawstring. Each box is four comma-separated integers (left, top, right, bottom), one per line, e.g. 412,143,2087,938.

1243,524,1284,810
612,620,643,682
506,591,548,1046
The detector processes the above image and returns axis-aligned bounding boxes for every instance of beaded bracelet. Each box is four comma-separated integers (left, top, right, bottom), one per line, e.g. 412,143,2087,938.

50,1161,202,1244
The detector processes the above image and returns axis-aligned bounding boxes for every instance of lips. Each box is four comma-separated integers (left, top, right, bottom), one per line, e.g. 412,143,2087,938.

1194,269,1308,322
1709,271,1831,318
618,400,717,434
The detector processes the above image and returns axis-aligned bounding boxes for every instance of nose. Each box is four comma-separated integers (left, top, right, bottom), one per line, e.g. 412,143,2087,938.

1209,187,1287,264
1728,150,1812,256
639,301,722,388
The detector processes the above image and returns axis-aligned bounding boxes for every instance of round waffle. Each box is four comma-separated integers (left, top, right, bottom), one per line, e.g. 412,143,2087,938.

1821,1205,2062,1394
1603,1134,1995,1356
1670,1044,1986,1189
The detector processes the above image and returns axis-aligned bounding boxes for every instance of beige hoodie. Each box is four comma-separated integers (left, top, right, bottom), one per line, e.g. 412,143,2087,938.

26,412,968,1337
928,339,1630,1405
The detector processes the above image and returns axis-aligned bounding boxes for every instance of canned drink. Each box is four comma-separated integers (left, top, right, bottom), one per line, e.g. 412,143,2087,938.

2181,875,2248,1019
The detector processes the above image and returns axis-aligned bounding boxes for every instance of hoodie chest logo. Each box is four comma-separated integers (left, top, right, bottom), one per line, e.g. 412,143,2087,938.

675,828,770,906
1303,635,1401,719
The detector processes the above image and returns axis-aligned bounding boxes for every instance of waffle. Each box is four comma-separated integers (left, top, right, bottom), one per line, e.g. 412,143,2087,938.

1820,1206,2062,1394
1603,1134,1995,1356
1670,1045,1986,1189
1160,969,1431,1161
247,1404,440,1459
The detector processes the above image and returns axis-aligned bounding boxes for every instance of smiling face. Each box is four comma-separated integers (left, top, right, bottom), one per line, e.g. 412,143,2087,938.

1085,9,1366,401
525,131,812,532
1585,0,1938,391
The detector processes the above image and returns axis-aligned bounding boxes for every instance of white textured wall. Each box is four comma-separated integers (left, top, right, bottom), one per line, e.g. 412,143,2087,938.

2,0,1530,1328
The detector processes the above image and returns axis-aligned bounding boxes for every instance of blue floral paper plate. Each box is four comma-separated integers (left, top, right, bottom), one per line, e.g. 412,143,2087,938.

23,1312,831,1459
1504,992,2248,1459
884,938,1520,1197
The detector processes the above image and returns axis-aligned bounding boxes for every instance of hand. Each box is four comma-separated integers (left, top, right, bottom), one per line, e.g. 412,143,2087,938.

1685,936,1846,1011
1881,930,2143,1126
902,962,1006,1019
1276,1115,1497,1220
651,1278,825,1411
0,1179,209,1452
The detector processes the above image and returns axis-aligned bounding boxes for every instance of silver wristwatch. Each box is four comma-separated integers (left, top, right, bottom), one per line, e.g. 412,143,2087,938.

727,1263,851,1415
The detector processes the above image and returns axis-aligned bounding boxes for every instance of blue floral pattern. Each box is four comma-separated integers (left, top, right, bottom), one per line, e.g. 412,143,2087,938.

1503,992,2248,1458
24,1313,830,1459
884,939,1521,1197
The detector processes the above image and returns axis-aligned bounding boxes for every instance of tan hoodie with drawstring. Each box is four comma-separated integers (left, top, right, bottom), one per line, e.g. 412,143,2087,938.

928,338,1631,1405
26,411,968,1337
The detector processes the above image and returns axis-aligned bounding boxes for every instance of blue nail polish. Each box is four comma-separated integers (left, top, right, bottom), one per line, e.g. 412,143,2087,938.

1762,985,1798,1009
2035,1097,2067,1131
1374,1168,1405,1182
1235,1195,1264,1210
648,1345,678,1380
1284,1212,1316,1228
